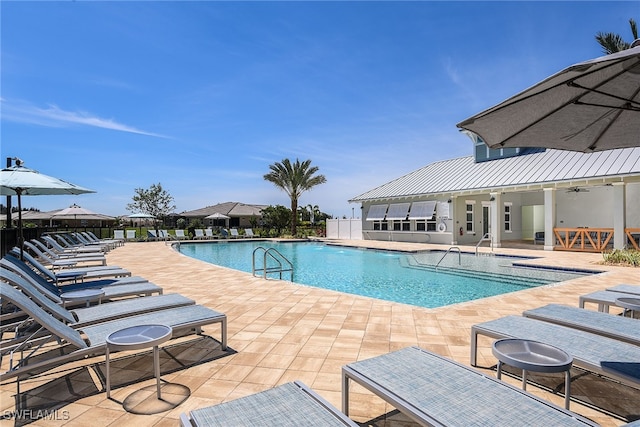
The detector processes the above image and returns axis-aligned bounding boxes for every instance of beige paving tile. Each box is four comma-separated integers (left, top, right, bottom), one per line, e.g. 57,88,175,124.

2,240,638,426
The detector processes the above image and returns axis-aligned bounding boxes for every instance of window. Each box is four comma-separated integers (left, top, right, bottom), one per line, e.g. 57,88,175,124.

504,203,512,232
373,221,388,231
465,201,475,233
392,220,410,231
416,218,437,232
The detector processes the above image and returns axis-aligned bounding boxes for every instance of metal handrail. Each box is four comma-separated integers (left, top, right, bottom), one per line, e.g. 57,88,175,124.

475,233,493,256
252,246,294,281
435,246,461,270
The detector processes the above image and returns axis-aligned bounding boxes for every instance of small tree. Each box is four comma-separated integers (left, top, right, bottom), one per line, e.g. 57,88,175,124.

126,183,176,236
260,205,291,236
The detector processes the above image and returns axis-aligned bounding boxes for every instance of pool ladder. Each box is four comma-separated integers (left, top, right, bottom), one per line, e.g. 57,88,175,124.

475,233,494,256
252,247,294,281
435,246,461,270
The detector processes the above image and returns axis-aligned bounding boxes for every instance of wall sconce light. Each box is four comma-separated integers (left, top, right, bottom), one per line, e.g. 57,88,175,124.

447,199,452,203
489,196,496,201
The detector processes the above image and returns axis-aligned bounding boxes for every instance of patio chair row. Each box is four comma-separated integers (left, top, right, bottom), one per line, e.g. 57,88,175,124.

182,297,640,426
0,243,228,395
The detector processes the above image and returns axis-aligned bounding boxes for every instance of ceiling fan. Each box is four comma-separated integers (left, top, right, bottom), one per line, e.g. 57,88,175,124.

566,186,589,193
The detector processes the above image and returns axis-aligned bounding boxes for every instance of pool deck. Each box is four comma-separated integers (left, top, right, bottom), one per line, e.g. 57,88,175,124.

2,239,639,426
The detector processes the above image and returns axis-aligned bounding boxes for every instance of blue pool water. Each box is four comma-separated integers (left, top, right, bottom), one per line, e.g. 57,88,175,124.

178,241,594,309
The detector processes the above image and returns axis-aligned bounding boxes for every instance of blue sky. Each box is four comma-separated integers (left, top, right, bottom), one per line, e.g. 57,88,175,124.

2,1,637,219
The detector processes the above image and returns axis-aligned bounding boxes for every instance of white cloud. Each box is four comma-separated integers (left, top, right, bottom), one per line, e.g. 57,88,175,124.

1,98,168,138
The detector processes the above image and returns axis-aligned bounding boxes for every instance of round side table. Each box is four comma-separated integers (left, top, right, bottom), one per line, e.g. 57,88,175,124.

60,288,105,307
492,338,573,409
105,324,172,399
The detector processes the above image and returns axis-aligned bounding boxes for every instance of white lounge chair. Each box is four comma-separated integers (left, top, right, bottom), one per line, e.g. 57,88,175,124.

175,229,188,240
113,230,126,245
244,228,255,238
24,241,107,267
205,228,215,239
194,229,205,240
229,228,241,238
343,346,597,426
126,229,136,241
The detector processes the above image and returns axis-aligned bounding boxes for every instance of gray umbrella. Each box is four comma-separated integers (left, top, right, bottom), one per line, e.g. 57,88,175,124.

0,160,95,259
52,204,114,226
457,40,640,153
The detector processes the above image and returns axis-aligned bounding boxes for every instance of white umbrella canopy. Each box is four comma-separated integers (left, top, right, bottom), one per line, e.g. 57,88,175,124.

457,41,640,153
52,204,114,226
0,160,95,259
127,213,156,219
204,212,230,220
205,212,230,228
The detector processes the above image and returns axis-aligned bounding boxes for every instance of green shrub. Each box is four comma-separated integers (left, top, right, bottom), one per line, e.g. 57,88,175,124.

602,249,640,266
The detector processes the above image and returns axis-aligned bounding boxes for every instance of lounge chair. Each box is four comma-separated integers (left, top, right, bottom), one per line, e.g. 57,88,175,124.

194,229,205,240
579,289,640,312
160,229,170,241
205,228,215,239
244,228,255,238
342,346,597,427
523,304,640,345
470,315,640,390
113,230,126,245
147,229,159,241
73,232,113,251
175,229,188,240
181,381,357,427
87,231,123,247
10,248,132,284
607,284,640,295
0,275,191,330
229,228,241,239
59,233,109,252
0,282,227,383
126,229,136,241
24,241,107,267
30,239,106,262
219,229,229,239
41,234,103,255
1,257,162,300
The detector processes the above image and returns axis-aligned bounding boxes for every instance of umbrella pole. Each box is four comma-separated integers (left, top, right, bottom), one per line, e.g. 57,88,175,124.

17,191,24,260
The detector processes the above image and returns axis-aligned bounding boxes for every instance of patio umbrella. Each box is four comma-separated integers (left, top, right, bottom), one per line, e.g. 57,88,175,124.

0,161,95,259
52,204,114,227
457,40,640,153
128,213,155,234
205,212,230,227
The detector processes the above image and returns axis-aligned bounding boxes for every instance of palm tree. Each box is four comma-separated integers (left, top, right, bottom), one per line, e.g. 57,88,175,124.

595,18,637,54
264,158,327,235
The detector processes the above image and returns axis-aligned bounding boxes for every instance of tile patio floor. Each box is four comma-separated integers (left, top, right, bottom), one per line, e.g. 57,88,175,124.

1,239,639,426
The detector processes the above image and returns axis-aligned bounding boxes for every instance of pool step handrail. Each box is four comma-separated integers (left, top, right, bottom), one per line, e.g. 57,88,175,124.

475,233,494,256
435,247,461,270
252,246,294,281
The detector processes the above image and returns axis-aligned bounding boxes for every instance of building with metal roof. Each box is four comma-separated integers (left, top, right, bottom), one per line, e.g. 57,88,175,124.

349,141,640,251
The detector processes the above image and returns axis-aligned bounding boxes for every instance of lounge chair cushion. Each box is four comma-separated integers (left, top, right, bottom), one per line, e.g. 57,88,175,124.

344,346,596,426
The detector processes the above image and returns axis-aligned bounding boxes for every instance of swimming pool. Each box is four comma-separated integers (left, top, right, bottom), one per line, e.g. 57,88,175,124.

178,241,595,309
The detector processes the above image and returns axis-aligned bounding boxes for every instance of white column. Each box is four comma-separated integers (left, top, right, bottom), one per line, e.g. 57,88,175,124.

450,196,457,245
612,182,626,250
490,192,501,248
543,188,556,251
